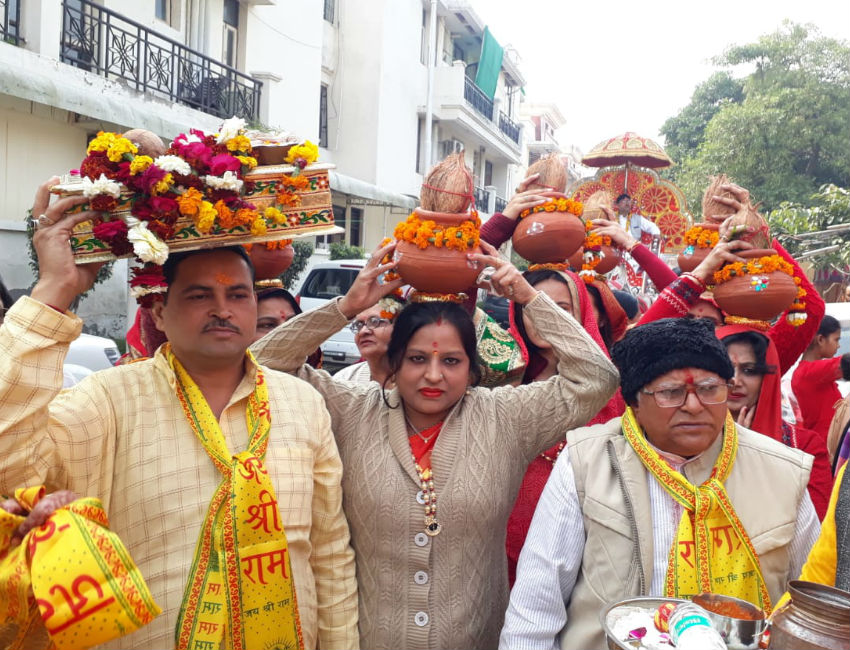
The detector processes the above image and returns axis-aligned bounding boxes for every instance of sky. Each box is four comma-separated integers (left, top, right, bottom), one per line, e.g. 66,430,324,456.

475,0,850,157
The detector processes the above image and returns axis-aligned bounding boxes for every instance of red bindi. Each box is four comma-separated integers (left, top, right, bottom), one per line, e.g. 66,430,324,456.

683,372,694,385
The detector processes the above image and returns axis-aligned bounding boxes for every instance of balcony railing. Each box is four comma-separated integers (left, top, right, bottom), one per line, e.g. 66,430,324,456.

474,186,489,213
499,111,520,144
60,0,260,121
494,195,507,214
463,76,493,121
1,0,22,45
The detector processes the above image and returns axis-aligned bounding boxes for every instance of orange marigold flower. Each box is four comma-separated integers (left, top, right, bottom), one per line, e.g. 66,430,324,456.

235,208,256,226
177,187,204,217
215,200,235,229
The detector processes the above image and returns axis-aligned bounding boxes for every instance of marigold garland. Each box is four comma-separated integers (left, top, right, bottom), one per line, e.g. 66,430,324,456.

518,197,583,220
393,211,481,252
712,254,808,327
579,220,613,283
683,225,720,249
528,262,569,272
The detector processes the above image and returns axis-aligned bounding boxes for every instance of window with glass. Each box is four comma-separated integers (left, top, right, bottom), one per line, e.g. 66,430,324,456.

323,0,335,24
222,0,238,68
319,84,329,147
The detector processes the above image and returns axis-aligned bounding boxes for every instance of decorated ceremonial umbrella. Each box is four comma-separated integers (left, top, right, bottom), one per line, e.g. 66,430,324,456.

581,131,673,191
570,133,691,252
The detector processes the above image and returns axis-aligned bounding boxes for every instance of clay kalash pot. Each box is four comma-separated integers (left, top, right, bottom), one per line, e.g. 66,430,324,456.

568,247,583,271
394,208,482,294
594,244,621,275
512,192,585,264
712,248,798,321
677,223,720,273
249,242,295,280
768,581,850,650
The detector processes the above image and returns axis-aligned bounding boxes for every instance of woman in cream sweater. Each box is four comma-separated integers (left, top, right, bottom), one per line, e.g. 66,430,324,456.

251,242,619,650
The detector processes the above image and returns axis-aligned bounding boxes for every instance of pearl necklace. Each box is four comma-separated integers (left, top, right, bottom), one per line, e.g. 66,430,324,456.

413,457,441,536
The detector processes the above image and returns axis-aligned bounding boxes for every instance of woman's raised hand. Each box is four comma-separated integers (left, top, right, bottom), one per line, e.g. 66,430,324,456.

467,241,538,304
338,240,405,319
690,239,753,284
501,173,550,221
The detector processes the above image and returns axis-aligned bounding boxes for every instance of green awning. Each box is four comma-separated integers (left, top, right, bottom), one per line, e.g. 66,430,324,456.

474,27,503,100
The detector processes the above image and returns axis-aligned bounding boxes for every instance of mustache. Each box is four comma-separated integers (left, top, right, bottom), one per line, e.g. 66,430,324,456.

203,318,240,334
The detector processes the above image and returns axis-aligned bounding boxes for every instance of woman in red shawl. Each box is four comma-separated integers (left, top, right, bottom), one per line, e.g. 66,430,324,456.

718,324,833,519
504,267,625,584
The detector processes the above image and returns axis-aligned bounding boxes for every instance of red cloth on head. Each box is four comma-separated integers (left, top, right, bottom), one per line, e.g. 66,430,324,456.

506,270,626,584
590,279,629,345
718,324,833,518
717,324,783,441
121,307,168,362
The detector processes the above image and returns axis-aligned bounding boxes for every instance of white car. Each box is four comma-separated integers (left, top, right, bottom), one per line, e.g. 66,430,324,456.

67,332,122,371
295,259,367,367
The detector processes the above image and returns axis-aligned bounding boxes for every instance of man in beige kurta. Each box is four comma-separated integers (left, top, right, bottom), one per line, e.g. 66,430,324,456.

0,181,358,649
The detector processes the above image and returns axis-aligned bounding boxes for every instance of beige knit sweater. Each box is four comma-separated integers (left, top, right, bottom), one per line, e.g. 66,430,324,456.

251,293,618,649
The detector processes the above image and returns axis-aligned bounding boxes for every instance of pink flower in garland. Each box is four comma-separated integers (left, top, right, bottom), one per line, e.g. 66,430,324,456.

209,153,242,177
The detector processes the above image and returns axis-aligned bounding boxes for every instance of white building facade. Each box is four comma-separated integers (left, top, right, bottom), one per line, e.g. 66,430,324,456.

0,0,532,336
318,0,527,251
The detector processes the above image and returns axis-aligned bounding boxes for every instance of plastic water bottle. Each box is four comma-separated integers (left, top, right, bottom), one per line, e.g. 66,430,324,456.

667,603,727,649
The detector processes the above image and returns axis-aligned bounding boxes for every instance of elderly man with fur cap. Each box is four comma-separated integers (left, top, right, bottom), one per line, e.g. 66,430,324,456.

500,318,820,650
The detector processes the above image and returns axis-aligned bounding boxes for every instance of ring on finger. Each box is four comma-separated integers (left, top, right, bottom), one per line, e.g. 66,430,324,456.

476,266,496,285
33,213,55,229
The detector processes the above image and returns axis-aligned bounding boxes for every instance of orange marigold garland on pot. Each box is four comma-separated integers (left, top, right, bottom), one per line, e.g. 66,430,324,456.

517,197,583,220
392,152,483,297
711,253,807,326
578,220,613,283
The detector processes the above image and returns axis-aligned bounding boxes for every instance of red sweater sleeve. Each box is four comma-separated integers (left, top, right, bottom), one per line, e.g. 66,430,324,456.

637,274,705,325
769,239,826,374
480,212,517,249
629,243,678,291
794,425,835,520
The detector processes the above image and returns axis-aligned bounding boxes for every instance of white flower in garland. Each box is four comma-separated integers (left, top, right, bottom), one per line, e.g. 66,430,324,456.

204,170,244,192
173,132,202,146
127,221,169,265
81,173,122,198
130,284,168,300
153,155,191,176
216,116,247,144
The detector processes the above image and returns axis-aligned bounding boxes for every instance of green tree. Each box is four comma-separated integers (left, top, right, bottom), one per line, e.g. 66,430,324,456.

663,22,850,214
767,184,850,275
328,241,366,260
660,72,743,166
281,240,313,290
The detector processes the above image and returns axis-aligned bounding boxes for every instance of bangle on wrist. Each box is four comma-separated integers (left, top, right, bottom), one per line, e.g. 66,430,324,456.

680,272,707,290
624,239,640,253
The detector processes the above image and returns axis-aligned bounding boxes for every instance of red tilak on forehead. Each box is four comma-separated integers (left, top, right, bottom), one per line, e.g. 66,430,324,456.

215,272,234,285
684,372,695,385
436,316,443,326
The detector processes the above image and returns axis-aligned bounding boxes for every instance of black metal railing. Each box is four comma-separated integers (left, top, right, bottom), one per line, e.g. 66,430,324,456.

499,111,520,144
463,76,493,121
60,0,261,121
1,0,21,45
494,195,507,214
474,186,489,213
